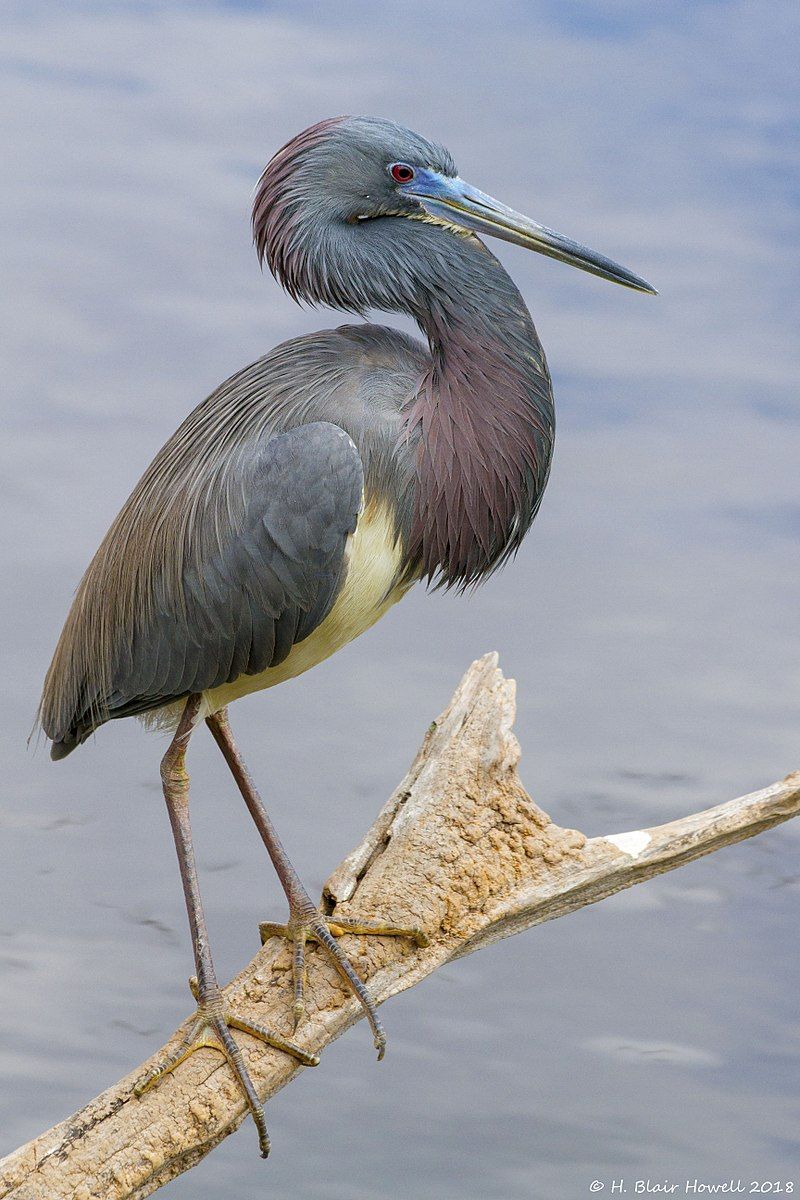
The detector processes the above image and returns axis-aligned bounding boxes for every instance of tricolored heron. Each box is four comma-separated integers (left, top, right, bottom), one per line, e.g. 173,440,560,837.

38,116,655,1155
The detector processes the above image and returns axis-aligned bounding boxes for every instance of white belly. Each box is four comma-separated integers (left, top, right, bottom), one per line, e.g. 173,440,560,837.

196,500,412,720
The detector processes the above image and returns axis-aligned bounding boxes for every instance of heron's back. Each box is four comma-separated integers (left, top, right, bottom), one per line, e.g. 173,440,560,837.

40,324,427,756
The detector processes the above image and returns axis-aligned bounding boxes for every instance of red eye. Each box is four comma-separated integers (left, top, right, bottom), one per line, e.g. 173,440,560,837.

390,163,415,184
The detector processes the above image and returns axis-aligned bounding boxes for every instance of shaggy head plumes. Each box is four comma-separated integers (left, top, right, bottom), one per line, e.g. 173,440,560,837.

252,116,457,310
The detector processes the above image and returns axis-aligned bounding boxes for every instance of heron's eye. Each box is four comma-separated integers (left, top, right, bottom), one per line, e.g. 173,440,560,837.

390,163,415,184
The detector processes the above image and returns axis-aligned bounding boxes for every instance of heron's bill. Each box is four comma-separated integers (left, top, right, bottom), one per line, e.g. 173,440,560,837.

403,169,657,295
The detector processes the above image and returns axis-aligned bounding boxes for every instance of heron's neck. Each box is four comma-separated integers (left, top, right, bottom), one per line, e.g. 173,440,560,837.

403,234,555,588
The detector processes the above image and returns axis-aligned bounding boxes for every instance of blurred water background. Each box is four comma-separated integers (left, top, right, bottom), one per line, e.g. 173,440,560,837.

1,2,799,1196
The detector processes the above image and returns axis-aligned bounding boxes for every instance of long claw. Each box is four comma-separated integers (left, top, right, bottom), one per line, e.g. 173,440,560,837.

260,909,427,1063
133,1013,210,1096
213,1015,272,1157
326,917,430,948
228,1016,320,1067
136,1023,269,1147
133,978,318,1158
310,917,387,1059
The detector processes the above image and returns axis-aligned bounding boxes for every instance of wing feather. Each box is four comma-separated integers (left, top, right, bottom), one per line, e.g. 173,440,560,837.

44,421,363,755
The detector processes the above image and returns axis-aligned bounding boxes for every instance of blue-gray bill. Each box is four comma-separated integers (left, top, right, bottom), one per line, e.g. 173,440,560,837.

404,169,657,295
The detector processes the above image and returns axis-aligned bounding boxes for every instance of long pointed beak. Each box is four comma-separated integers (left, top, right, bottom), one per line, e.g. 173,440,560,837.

404,170,657,295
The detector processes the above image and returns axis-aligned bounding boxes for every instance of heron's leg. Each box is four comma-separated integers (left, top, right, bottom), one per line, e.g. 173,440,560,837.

133,696,318,1159
206,708,428,1057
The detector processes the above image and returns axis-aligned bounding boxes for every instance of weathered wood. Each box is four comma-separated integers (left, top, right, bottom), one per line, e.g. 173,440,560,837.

1,654,797,1199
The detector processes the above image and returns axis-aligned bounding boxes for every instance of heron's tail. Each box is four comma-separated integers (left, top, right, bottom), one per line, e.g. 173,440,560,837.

37,591,109,761
49,732,81,760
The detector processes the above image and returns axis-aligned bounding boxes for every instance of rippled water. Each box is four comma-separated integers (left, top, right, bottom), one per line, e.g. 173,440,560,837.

2,3,799,1197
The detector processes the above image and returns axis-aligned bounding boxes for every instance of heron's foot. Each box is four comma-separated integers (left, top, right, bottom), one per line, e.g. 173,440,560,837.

133,975,319,1157
259,908,429,1059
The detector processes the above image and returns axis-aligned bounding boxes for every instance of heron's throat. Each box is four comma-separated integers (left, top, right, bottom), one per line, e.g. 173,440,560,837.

404,243,555,589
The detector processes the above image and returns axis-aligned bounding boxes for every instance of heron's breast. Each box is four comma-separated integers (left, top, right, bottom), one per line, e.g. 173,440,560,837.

200,498,411,716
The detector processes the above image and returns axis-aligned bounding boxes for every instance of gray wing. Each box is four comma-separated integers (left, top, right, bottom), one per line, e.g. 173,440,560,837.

54,421,363,752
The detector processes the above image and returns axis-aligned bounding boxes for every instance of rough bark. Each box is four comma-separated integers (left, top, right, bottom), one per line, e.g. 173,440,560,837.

1,654,798,1200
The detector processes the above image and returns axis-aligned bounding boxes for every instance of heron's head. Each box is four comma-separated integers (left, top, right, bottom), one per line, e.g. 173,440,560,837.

253,116,655,312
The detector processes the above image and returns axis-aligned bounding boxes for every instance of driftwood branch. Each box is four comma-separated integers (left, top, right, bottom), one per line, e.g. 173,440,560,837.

2,654,798,1199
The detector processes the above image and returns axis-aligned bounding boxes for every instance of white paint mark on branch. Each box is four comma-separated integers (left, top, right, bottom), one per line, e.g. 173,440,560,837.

606,830,652,858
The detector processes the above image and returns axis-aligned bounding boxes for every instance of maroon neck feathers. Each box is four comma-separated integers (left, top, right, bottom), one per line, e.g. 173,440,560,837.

403,237,555,590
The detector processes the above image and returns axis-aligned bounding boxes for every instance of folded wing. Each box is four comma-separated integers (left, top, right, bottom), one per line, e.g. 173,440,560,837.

43,421,363,757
